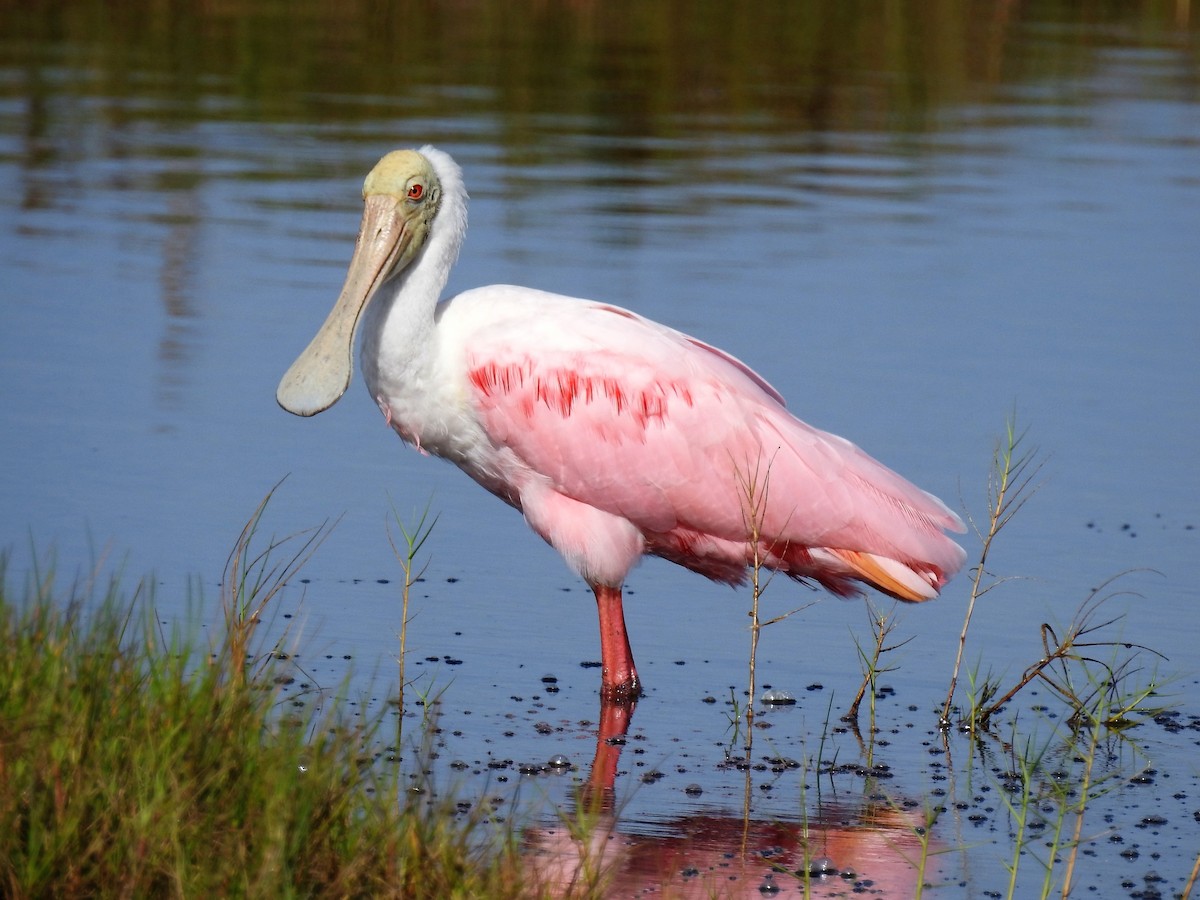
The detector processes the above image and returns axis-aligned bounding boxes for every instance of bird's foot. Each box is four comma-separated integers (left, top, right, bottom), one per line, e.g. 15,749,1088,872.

600,673,643,705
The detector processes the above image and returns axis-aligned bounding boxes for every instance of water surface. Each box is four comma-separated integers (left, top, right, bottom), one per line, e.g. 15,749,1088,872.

2,3,1199,895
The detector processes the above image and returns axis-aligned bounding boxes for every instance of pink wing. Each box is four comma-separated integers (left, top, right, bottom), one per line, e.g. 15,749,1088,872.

450,288,965,600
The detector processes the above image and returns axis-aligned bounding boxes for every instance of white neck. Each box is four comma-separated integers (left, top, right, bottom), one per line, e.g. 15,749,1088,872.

360,146,469,403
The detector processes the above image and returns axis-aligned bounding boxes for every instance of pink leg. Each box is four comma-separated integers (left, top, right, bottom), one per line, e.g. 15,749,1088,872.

591,583,642,703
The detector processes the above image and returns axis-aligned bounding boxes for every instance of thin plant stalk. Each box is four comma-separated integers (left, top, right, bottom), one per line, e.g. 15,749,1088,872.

386,496,439,749
999,731,1044,900
222,481,333,687
1056,657,1158,898
1056,722,1101,899
845,603,886,725
970,580,1162,731
734,452,812,753
1182,848,1200,899
845,601,912,724
738,455,772,748
942,414,1041,727
910,804,941,900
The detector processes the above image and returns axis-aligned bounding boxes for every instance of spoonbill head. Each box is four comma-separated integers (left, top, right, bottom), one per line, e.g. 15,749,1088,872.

278,149,446,417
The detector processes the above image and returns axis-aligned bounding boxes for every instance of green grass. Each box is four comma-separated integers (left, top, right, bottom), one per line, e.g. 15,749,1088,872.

0,549,542,899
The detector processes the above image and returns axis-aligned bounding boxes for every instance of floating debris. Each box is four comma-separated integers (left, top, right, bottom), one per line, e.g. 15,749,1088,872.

804,856,838,877
761,689,796,705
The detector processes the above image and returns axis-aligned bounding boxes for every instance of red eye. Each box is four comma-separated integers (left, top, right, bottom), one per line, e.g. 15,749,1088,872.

407,183,424,200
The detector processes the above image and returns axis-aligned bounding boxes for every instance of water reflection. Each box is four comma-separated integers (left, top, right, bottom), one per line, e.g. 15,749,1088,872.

7,3,1196,161
527,699,931,897
4,1,1196,423
154,191,202,423
528,802,929,898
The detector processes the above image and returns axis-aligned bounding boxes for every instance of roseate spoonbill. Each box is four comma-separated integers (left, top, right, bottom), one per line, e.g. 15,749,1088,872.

277,146,966,703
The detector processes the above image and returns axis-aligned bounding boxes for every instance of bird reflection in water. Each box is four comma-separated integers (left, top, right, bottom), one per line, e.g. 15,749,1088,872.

524,699,936,898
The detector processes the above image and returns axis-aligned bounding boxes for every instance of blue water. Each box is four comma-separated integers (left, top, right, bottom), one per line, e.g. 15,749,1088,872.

3,28,1198,898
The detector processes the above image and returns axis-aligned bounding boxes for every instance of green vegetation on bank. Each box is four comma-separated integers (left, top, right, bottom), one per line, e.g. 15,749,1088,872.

0,551,538,899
